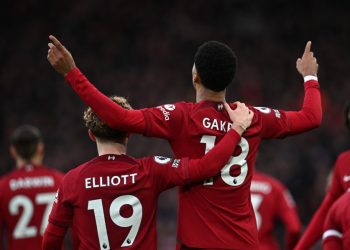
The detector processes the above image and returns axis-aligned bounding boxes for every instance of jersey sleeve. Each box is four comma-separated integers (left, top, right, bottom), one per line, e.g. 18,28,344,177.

65,67,147,134
276,185,301,250
149,129,242,192
295,156,345,250
48,173,75,228
257,79,322,139
328,155,347,198
140,103,186,139
294,192,338,250
322,197,344,250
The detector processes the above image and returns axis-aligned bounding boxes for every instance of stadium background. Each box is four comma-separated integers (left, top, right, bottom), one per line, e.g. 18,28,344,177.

1,0,349,249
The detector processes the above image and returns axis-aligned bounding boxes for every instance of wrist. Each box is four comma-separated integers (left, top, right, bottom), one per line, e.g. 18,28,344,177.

303,75,318,82
231,123,246,135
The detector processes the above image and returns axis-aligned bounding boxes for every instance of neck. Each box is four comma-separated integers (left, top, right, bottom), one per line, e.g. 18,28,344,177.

196,86,226,103
96,140,127,156
16,155,42,169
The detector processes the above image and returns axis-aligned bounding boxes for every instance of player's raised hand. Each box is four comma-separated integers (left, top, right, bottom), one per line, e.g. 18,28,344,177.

224,102,254,134
296,41,318,77
47,35,76,76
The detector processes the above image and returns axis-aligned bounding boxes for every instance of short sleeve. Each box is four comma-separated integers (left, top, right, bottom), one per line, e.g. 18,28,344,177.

141,103,186,140
48,174,75,228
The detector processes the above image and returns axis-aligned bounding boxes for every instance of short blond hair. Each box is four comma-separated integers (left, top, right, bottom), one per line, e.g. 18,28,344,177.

83,96,132,142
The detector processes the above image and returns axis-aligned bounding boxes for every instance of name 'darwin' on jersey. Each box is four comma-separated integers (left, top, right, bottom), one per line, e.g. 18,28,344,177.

202,117,233,132
85,173,138,189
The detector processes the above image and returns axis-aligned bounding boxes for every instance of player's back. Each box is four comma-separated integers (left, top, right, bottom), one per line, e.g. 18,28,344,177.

0,164,63,250
50,154,174,250
166,101,263,249
251,172,297,250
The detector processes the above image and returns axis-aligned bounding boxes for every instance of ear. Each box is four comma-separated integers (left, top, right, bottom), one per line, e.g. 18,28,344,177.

9,146,17,159
192,64,200,84
37,142,45,156
88,130,96,142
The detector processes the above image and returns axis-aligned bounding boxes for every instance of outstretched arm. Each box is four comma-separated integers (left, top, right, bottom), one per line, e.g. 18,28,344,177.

285,41,322,132
260,41,322,138
47,35,147,134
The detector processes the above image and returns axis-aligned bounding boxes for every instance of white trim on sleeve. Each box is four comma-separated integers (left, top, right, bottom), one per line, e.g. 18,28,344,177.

304,75,318,82
322,229,342,240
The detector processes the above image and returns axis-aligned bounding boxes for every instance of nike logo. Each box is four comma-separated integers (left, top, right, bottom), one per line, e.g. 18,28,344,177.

343,175,350,182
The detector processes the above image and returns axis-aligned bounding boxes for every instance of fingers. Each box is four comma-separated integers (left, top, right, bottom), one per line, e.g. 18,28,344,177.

49,35,65,51
304,41,312,54
224,102,233,113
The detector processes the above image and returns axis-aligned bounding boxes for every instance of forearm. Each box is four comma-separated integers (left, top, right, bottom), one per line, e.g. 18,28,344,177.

285,79,322,134
323,237,343,250
295,193,336,250
65,67,146,133
188,129,241,181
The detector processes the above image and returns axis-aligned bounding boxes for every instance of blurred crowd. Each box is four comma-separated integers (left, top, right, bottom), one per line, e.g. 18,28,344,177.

1,0,350,248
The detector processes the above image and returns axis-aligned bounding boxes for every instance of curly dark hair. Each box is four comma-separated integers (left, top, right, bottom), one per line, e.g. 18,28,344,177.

11,125,42,160
194,41,237,92
84,96,132,143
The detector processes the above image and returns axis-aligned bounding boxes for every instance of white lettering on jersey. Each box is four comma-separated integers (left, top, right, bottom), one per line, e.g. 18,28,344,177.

273,109,281,118
153,156,172,164
9,176,55,191
250,181,272,194
343,175,350,182
202,117,233,132
172,159,181,168
85,173,138,189
157,106,171,121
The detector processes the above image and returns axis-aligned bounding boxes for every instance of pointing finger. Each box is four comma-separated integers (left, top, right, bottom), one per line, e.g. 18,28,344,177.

304,41,312,54
49,35,65,51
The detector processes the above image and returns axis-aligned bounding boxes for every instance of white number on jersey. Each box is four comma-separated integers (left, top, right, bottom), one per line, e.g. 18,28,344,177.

200,135,249,186
9,193,56,239
251,194,263,229
88,195,143,249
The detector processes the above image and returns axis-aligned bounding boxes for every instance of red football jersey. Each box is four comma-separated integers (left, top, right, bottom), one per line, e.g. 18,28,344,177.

323,191,350,250
48,130,240,250
250,171,301,250
296,150,350,250
65,67,321,249
0,165,64,250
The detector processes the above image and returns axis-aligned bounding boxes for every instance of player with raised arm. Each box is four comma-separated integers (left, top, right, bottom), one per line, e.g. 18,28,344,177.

322,191,350,250
47,36,321,249
42,96,253,250
0,125,64,250
295,104,350,250
250,171,301,250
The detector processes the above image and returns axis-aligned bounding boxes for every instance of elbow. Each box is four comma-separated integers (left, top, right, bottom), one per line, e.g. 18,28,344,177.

306,108,323,129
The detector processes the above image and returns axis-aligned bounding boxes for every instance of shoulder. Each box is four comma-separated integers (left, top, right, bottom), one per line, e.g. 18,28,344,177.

336,150,350,162
333,150,350,172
